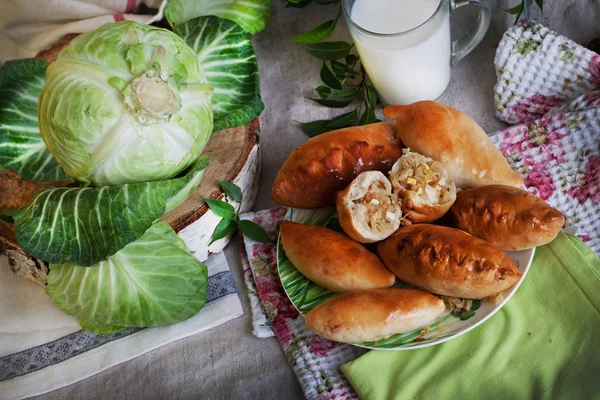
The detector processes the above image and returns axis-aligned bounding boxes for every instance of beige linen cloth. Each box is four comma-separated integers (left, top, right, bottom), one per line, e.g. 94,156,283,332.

0,1,244,399
0,0,166,62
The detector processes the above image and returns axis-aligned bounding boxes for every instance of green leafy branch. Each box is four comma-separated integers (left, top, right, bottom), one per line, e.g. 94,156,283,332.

287,0,379,137
205,181,272,243
505,0,543,25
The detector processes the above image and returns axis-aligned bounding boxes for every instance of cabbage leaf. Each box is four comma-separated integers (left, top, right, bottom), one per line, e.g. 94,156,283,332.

165,0,271,34
176,16,264,132
46,221,208,328
14,156,209,266
0,59,68,182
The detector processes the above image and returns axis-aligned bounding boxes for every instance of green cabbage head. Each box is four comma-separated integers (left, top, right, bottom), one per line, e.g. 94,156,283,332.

38,21,213,186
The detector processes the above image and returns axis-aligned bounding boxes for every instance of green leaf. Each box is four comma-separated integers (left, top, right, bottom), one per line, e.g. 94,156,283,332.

217,180,243,203
0,59,69,182
358,85,379,125
535,0,543,11
504,3,523,14
46,221,208,328
309,98,353,108
315,85,332,99
78,319,126,334
209,217,238,245
298,119,332,137
331,60,359,78
451,311,461,318
320,61,342,89
285,0,312,8
238,220,272,242
291,6,341,43
345,54,358,65
459,310,476,320
202,197,236,219
176,16,264,132
330,86,362,98
313,0,338,4
165,0,271,34
471,300,482,311
14,157,210,266
366,84,379,108
301,41,352,60
325,108,359,128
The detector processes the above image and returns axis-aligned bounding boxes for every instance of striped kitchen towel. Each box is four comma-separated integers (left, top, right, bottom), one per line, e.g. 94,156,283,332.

0,251,243,400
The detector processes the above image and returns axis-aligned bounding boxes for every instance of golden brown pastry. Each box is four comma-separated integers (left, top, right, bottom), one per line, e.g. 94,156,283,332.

272,122,403,208
305,288,445,343
383,101,523,189
449,185,564,251
280,221,395,292
377,224,522,299
336,171,402,243
388,150,456,223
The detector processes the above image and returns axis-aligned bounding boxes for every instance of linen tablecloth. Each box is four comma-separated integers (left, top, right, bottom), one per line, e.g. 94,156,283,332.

10,1,600,399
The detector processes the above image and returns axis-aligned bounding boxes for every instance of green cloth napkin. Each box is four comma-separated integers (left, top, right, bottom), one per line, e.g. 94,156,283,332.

341,232,600,400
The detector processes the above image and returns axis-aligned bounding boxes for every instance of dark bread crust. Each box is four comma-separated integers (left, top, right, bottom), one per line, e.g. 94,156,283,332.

272,122,403,208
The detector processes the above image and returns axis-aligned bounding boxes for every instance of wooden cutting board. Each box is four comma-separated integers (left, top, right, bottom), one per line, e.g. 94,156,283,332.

0,35,261,286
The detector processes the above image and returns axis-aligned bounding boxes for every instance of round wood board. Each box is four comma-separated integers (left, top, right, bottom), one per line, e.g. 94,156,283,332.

162,120,260,261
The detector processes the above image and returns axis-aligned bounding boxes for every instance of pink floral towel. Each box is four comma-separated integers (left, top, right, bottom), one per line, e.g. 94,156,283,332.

493,22,600,254
495,22,600,124
240,209,364,400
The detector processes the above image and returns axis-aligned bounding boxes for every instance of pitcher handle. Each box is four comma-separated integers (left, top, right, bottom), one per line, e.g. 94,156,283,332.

450,0,491,66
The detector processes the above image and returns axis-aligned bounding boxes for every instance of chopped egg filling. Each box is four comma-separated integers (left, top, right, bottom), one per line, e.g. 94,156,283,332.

391,153,454,205
354,181,399,233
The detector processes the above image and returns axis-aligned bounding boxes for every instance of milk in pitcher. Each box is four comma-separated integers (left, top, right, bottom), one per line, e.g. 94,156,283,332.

350,0,451,104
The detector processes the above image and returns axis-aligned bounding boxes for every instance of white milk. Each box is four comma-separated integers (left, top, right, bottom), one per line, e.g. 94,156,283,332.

349,0,451,105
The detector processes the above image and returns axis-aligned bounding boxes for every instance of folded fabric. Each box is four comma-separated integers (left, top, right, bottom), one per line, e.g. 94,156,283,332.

494,22,600,124
239,239,275,338
491,22,600,255
0,0,165,62
341,231,600,400
0,251,243,400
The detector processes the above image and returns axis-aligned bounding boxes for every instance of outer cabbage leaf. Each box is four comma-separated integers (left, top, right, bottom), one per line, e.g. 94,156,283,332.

0,59,68,182
46,221,208,328
39,22,213,187
14,156,209,266
175,16,264,132
165,0,271,34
